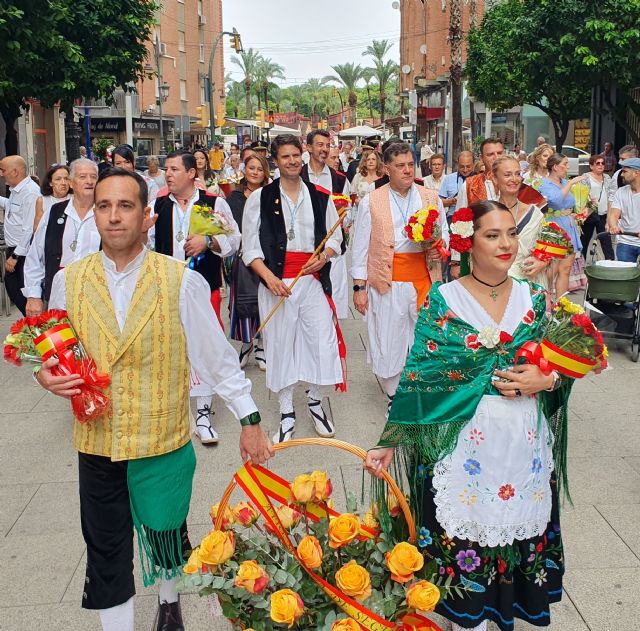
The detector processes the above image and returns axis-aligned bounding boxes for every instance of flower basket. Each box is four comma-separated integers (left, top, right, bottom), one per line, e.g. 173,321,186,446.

181,438,444,631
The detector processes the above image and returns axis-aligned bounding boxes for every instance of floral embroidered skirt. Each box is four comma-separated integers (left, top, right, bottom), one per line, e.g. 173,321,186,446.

416,473,564,631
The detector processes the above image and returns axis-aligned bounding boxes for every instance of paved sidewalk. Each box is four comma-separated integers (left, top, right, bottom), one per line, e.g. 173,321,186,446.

1,299,639,631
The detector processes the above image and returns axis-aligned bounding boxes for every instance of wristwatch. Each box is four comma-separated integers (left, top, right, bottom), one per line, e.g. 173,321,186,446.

353,284,366,292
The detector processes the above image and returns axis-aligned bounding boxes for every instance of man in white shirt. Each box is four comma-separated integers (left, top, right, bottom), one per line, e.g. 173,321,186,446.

0,155,41,314
38,168,272,631
608,157,640,262
608,145,637,204
339,141,354,172
422,153,445,191
351,143,448,416
149,151,241,445
23,158,100,316
242,134,344,444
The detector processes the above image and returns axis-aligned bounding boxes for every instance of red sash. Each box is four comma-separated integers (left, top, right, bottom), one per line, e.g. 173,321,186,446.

283,252,347,391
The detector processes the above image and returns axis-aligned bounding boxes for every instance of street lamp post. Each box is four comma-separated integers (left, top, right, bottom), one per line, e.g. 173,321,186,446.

154,34,170,154
207,28,242,143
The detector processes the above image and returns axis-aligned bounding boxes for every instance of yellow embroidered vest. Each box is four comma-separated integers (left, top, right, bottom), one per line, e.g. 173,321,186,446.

367,184,438,295
65,251,191,461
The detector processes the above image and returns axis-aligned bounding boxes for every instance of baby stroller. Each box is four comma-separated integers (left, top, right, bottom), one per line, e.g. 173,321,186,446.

583,232,640,362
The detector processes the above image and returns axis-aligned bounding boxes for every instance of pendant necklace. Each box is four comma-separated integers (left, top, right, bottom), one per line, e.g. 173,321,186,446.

282,186,304,241
471,271,509,302
69,211,94,252
390,187,414,227
175,202,191,242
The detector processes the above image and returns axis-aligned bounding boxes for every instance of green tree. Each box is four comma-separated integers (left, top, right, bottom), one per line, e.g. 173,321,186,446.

303,78,325,117
363,39,398,122
323,63,366,125
255,57,285,112
361,68,376,121
0,0,155,157
231,48,262,118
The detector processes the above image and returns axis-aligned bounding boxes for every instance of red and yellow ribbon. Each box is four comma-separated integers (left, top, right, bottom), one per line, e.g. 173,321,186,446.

34,323,77,360
533,240,569,260
539,339,596,378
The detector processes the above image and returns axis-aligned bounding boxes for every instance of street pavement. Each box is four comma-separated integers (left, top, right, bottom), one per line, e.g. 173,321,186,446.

1,292,639,631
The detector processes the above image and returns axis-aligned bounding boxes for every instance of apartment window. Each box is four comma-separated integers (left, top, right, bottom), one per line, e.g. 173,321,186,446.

178,32,185,52
180,80,187,101
197,0,203,15
199,43,205,63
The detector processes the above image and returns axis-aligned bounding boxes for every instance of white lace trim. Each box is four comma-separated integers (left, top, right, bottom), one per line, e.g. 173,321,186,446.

432,454,553,548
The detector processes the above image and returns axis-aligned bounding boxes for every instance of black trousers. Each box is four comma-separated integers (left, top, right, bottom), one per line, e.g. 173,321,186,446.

78,452,190,610
580,213,615,260
4,246,26,315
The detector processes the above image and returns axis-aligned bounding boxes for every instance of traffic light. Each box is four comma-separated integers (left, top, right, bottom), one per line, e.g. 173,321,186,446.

216,103,226,128
230,29,243,53
256,109,266,128
268,110,275,128
196,105,208,128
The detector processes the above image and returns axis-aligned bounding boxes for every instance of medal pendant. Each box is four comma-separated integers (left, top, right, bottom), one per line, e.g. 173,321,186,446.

176,231,184,242
287,228,295,241
70,240,77,252
490,288,498,302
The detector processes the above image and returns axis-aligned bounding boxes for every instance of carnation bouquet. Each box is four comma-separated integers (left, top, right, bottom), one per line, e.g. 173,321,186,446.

404,206,449,262
178,439,451,631
516,296,608,378
448,207,474,254
3,310,110,422
531,221,573,262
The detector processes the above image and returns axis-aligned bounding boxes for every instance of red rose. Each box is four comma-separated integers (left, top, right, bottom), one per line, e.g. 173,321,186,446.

499,331,513,344
465,334,481,351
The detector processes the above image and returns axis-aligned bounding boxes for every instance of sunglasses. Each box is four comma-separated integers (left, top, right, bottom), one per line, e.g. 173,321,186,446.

594,161,605,166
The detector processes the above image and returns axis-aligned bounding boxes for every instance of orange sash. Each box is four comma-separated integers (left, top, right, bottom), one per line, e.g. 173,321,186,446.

392,252,431,311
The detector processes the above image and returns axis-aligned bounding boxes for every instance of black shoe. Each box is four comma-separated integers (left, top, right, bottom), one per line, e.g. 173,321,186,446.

155,596,184,631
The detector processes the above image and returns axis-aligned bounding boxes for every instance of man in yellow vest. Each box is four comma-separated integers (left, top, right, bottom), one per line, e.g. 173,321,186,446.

351,142,449,418
35,168,272,631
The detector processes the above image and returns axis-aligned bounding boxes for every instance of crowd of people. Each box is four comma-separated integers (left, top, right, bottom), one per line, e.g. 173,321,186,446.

0,133,637,631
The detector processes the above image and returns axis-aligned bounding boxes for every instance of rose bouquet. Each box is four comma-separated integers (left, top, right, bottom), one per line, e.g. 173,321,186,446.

516,296,608,378
405,206,449,261
3,310,110,422
531,221,574,262
179,456,452,631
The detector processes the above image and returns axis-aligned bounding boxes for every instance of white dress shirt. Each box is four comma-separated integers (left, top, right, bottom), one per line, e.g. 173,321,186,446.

49,248,258,421
148,188,241,259
242,180,342,266
0,176,41,254
351,184,449,280
422,174,444,191
306,163,351,196
22,198,100,298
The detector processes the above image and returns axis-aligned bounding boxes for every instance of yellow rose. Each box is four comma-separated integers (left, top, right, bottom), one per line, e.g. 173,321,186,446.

197,529,235,567
290,473,315,503
209,502,235,530
183,547,203,574
363,510,379,531
277,504,302,529
297,535,323,569
328,513,361,549
331,619,361,631
406,580,440,612
335,560,372,601
386,542,424,583
234,560,269,594
310,470,333,502
233,502,259,527
270,588,304,628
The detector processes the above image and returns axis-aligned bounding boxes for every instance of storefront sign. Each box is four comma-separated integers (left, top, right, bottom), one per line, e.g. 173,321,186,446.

417,107,444,121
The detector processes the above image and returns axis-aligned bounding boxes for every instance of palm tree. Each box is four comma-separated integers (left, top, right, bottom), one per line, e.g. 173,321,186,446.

323,63,365,125
256,57,285,112
225,80,244,118
361,68,375,121
363,39,398,123
363,39,394,65
304,78,325,117
285,85,307,116
231,48,262,118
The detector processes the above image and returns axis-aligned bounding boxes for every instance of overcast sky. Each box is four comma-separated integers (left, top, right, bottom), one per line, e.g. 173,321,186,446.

222,0,401,86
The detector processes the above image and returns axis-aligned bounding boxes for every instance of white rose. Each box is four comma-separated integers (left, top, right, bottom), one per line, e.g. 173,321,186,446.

477,326,500,349
451,220,474,238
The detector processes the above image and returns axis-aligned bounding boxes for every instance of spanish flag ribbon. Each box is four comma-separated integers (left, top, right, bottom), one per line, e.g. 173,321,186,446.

34,323,77,360
539,339,595,379
514,341,552,375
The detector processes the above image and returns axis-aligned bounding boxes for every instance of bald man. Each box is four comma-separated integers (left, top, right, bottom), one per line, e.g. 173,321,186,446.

0,155,40,314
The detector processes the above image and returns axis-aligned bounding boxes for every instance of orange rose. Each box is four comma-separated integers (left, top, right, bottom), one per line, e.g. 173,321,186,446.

234,560,269,594
335,560,372,601
270,589,304,628
406,580,440,612
386,542,424,583
233,502,259,527
310,470,333,501
183,547,203,574
197,529,235,567
277,504,302,529
290,473,315,503
297,535,323,569
209,502,235,530
331,620,361,630
328,513,361,549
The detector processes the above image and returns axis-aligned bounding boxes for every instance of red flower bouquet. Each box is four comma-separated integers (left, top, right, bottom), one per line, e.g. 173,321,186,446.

448,207,474,254
4,310,110,422
404,205,449,259
532,221,573,261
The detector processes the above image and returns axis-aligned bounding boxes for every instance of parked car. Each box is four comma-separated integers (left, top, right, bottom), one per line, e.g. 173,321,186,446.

135,155,167,171
561,145,590,176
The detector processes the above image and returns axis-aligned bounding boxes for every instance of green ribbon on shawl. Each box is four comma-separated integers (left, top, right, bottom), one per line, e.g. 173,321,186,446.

127,442,196,586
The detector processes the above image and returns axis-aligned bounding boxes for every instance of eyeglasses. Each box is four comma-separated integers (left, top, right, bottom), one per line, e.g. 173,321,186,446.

594,161,605,166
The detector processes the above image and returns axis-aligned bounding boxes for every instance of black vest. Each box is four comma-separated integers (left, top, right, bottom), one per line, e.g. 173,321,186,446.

258,178,332,296
43,199,71,301
153,191,222,291
301,164,347,196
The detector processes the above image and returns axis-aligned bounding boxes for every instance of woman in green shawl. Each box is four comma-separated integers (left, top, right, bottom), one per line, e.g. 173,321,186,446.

366,201,571,631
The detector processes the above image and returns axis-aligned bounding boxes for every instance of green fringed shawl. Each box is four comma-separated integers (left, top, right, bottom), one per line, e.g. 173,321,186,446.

127,442,196,586
378,280,573,499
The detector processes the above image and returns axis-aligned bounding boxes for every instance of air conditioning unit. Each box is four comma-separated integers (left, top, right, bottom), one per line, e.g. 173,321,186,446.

159,42,168,56
198,14,207,25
